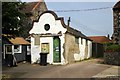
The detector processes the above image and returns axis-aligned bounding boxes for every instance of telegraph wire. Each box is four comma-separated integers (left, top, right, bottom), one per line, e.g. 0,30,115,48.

48,6,112,35
71,17,108,35
52,6,112,12
39,6,112,35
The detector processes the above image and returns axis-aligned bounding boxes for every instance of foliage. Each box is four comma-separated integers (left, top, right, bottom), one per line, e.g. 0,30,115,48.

104,42,113,46
104,42,120,52
2,2,31,38
0,0,17,2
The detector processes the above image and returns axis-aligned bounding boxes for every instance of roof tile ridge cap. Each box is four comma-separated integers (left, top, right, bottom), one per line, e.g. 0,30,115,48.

32,0,43,11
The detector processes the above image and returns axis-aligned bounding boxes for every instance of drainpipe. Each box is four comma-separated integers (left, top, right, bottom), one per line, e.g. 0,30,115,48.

96,43,97,57
4,45,5,59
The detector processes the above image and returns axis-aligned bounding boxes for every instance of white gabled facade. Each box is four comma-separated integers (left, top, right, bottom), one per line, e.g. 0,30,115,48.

29,11,92,65
29,11,67,64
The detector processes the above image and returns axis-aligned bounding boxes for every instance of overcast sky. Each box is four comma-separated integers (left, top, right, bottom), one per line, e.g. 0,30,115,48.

21,0,118,37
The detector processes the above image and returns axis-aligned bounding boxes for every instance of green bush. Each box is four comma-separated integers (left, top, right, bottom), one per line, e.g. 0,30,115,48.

104,42,113,46
105,43,120,52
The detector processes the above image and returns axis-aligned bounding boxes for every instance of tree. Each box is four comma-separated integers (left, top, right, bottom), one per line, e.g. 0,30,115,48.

0,0,17,2
2,2,30,38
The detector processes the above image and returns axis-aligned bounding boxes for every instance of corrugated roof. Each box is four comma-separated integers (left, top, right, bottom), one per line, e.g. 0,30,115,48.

9,37,30,45
88,36,111,43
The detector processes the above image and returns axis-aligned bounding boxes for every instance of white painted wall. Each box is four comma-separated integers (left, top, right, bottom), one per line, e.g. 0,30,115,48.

59,34,66,65
79,38,86,60
75,38,92,61
87,40,92,59
31,37,40,63
40,37,53,64
29,13,66,34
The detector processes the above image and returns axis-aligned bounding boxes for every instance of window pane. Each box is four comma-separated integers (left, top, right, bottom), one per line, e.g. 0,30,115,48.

75,37,79,44
14,45,21,53
6,45,12,52
86,40,88,46
81,38,83,44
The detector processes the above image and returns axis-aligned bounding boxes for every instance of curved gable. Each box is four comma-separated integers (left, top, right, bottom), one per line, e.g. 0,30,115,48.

29,10,67,34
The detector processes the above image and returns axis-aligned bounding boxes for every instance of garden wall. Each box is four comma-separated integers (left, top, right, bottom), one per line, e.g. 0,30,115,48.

104,52,120,65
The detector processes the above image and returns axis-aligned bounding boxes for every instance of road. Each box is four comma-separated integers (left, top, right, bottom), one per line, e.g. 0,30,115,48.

2,58,118,78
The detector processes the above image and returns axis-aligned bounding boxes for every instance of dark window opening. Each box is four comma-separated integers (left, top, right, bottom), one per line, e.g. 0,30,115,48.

44,24,50,31
6,45,12,53
75,37,79,44
86,40,88,46
81,38,83,45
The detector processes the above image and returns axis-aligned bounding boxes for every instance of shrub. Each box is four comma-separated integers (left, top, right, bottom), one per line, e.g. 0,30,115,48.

105,43,120,52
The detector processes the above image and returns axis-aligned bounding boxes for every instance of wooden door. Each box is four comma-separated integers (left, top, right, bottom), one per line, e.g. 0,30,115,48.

53,37,61,62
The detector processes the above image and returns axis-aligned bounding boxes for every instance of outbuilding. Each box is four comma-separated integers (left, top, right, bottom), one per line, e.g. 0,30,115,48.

88,36,111,58
29,11,92,65
2,37,31,66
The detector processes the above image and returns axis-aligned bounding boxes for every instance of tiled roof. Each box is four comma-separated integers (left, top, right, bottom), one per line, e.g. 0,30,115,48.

88,36,111,43
9,37,30,45
113,1,120,9
67,27,91,40
22,2,47,14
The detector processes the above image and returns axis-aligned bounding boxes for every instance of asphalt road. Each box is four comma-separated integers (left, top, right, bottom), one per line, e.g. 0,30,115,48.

2,58,112,78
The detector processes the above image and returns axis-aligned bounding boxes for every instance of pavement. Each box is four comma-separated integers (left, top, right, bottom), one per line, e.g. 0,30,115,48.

2,58,120,79
93,66,120,78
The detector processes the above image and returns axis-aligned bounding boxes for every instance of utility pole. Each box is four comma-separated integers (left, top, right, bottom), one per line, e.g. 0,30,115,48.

107,34,110,39
67,17,71,27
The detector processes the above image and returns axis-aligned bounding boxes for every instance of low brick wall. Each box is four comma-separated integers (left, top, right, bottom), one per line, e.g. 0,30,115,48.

104,52,120,65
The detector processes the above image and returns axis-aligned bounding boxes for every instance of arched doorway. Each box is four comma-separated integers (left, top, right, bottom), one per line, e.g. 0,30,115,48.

53,36,61,62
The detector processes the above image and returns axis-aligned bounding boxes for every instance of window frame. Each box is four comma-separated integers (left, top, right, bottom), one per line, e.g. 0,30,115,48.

14,45,22,53
27,46,31,55
44,24,50,31
5,44,12,54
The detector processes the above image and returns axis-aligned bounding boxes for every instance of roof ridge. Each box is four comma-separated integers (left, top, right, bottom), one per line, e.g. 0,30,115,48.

88,36,106,37
32,0,43,11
